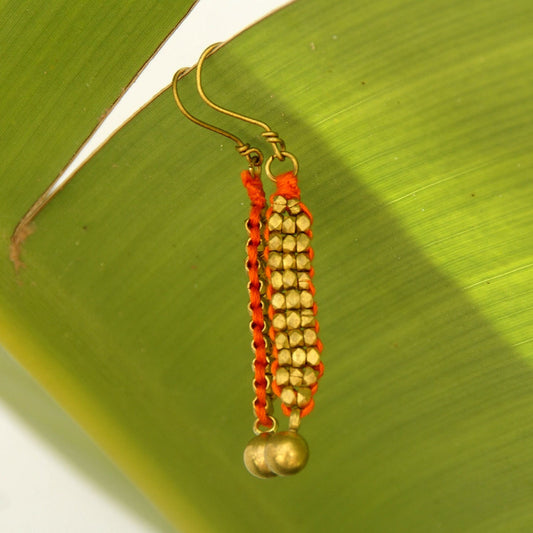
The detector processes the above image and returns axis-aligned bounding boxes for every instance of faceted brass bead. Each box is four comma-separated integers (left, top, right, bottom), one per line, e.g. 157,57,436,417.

289,330,304,347
302,367,318,386
303,328,318,346
289,368,304,387
300,309,315,327
268,213,283,231
275,367,290,387
287,198,302,215
306,347,321,366
277,349,292,366
296,213,311,232
282,270,298,289
269,233,283,251
285,290,301,309
286,310,301,329
281,216,296,234
282,235,297,252
296,233,311,252
296,387,312,407
275,332,289,349
272,313,286,330
292,347,306,367
271,292,286,310
270,271,283,291
272,195,288,213
268,252,283,270
297,272,312,290
243,433,277,478
300,290,314,309
264,431,309,476
280,387,297,406
282,254,296,270
296,253,311,271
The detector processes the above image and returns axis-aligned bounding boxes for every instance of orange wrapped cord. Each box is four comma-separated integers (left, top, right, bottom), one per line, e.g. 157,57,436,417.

241,170,273,429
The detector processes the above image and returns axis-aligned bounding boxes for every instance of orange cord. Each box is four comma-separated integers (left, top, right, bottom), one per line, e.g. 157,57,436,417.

241,170,273,429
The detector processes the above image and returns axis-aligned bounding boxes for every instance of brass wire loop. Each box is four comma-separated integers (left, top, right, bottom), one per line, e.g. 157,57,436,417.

172,67,263,173
172,43,298,179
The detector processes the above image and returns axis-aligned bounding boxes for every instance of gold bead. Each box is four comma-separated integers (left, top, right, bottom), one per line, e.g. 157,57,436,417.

296,213,311,232
282,235,296,252
287,198,302,215
271,292,286,310
289,368,304,386
296,233,311,252
272,195,287,213
302,367,318,386
300,290,314,309
296,387,312,407
292,347,306,367
289,330,304,347
275,332,289,349
268,213,283,231
286,310,301,329
277,349,292,366
285,290,301,309
272,313,286,330
243,433,277,478
268,252,283,270
282,216,296,234
306,347,321,366
269,233,283,251
275,367,290,387
264,431,309,476
300,309,315,327
270,271,283,291
283,253,296,270
296,253,311,271
280,387,297,406
303,328,318,346
282,270,298,289
297,272,312,290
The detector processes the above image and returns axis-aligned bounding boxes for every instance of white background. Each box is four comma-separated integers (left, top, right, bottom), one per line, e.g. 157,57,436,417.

0,1,291,531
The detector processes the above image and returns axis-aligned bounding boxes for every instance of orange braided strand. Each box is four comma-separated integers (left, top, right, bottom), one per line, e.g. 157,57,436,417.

241,170,272,429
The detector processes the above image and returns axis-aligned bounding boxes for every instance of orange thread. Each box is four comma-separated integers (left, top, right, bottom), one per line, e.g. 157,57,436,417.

274,171,301,199
241,170,272,428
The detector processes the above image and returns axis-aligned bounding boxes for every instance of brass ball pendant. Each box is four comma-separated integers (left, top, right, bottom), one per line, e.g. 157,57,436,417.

264,431,309,476
243,434,277,478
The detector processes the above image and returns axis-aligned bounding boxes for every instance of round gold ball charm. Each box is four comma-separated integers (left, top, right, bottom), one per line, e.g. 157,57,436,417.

243,433,277,479
264,431,309,476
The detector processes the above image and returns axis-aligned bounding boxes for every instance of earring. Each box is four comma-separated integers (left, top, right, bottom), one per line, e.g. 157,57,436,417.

172,44,324,478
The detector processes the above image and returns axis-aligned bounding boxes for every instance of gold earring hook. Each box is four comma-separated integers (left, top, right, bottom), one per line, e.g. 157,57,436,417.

172,49,263,174
173,43,299,181
195,44,298,181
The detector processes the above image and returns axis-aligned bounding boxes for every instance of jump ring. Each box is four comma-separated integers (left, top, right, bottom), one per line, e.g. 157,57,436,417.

265,151,299,182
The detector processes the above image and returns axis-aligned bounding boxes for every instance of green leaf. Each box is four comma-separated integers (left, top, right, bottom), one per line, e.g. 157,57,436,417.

2,0,532,531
